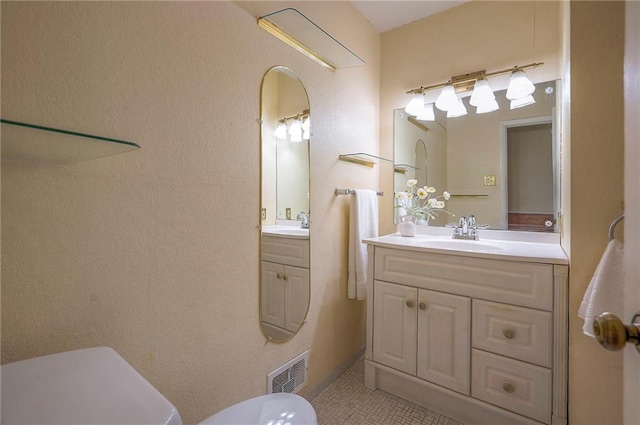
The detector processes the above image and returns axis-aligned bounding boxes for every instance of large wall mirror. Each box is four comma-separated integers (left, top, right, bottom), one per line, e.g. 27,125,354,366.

260,66,311,342
394,80,560,232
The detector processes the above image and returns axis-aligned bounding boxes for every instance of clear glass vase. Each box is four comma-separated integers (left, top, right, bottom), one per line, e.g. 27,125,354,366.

398,214,417,237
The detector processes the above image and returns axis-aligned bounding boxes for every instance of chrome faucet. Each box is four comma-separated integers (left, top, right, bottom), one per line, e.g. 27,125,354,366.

453,214,479,240
297,211,310,229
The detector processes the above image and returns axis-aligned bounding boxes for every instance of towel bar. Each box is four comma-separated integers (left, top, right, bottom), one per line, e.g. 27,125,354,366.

608,215,624,240
335,188,383,197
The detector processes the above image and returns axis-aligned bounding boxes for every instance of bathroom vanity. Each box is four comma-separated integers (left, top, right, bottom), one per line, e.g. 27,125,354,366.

261,227,310,341
363,230,568,425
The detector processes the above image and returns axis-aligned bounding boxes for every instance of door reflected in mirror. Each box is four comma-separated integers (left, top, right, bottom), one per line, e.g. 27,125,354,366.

394,80,560,232
260,66,311,342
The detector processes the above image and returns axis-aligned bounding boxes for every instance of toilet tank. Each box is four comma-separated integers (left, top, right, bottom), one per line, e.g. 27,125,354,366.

1,347,182,425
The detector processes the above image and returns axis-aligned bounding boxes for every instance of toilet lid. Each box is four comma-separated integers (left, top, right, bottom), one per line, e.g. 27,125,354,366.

199,393,317,425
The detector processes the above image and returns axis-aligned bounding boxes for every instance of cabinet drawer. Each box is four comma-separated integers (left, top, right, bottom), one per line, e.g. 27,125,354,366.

262,236,310,268
473,300,552,367
374,247,553,310
472,349,551,424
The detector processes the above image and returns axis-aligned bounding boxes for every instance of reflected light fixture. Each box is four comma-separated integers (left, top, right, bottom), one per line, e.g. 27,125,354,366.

302,116,311,140
510,94,536,109
446,98,468,118
416,103,435,121
274,121,287,139
405,62,543,118
288,118,303,142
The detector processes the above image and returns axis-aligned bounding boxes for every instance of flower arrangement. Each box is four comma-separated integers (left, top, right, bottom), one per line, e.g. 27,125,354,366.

395,179,452,222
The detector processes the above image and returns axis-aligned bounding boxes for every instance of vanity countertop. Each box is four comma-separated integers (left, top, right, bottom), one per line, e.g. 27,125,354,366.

261,225,309,240
364,230,568,265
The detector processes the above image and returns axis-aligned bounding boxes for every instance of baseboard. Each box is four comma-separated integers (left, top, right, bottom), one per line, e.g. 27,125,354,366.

303,345,365,402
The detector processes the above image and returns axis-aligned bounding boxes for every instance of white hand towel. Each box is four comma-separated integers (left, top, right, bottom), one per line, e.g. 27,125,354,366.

348,189,379,300
578,239,624,337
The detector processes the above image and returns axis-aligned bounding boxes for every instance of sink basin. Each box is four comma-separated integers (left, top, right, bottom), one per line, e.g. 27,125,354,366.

420,239,504,252
261,226,309,239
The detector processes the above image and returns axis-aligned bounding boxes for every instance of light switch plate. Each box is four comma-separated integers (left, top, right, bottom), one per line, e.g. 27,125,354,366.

261,208,266,220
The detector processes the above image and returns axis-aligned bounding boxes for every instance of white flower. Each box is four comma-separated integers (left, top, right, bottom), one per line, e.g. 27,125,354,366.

443,191,450,200
416,188,428,199
394,183,452,221
407,179,418,187
395,192,404,200
427,198,437,207
426,186,436,193
435,201,445,209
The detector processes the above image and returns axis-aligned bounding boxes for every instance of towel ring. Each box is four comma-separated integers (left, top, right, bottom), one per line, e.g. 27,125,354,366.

608,215,624,240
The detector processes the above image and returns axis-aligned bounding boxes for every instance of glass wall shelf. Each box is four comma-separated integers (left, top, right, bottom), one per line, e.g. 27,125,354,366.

338,153,393,168
1,119,140,164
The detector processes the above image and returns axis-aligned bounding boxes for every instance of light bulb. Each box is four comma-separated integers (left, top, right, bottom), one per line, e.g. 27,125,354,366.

506,70,535,100
446,97,467,118
274,121,287,139
405,93,425,116
416,103,435,121
288,119,303,142
302,116,310,140
510,94,536,109
476,97,499,114
469,79,495,107
435,84,459,112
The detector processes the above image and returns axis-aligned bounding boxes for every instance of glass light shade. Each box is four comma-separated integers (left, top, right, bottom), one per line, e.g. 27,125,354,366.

302,116,310,140
476,97,500,114
447,98,468,118
274,121,287,139
288,119,303,142
510,94,536,109
405,94,425,116
415,103,435,121
469,79,495,107
435,84,459,112
506,70,535,100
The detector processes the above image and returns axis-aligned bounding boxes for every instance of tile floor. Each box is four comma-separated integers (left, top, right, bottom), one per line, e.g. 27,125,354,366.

311,357,464,425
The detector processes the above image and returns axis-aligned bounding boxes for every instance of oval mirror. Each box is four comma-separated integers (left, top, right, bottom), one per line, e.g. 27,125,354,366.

260,66,311,343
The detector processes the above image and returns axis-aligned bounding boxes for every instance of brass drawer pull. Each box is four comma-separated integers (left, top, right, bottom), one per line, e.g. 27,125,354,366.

419,302,427,310
406,300,415,308
277,272,282,279
503,382,515,393
503,328,516,339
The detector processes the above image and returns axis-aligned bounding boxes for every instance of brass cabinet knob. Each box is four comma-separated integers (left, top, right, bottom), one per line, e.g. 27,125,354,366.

406,300,415,308
419,302,427,310
593,312,640,352
283,274,288,281
503,328,516,339
276,272,282,279
503,382,515,393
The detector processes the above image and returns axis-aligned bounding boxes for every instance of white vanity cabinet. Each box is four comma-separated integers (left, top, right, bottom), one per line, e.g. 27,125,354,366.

364,237,568,425
261,235,310,337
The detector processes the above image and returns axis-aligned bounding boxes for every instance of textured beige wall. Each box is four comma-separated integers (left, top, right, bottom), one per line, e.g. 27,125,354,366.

379,1,561,234
569,2,625,424
0,2,379,424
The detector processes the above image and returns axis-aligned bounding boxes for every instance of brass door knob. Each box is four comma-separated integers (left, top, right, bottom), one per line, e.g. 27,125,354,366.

406,300,415,308
593,312,640,352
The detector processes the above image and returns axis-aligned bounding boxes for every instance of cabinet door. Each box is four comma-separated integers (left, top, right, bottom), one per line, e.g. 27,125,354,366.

261,262,285,328
417,289,470,395
373,280,417,375
284,265,310,332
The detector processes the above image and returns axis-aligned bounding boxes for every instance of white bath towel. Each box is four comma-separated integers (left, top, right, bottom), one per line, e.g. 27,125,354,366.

578,239,625,337
348,189,379,300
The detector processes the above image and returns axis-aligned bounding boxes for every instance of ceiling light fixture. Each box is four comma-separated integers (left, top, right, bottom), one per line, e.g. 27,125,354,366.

405,62,543,118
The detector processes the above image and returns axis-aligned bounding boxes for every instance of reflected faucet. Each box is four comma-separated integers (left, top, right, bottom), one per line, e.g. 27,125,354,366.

453,215,479,240
297,211,309,229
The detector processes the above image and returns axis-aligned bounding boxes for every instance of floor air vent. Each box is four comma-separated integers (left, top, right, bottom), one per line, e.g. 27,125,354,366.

267,351,309,394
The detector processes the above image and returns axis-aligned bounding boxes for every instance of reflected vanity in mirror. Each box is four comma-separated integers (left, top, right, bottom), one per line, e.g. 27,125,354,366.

394,80,560,232
260,66,311,342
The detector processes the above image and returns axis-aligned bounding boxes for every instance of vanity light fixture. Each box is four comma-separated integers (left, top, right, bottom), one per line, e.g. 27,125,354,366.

416,102,435,121
273,109,310,142
405,93,426,116
510,94,536,109
405,62,543,118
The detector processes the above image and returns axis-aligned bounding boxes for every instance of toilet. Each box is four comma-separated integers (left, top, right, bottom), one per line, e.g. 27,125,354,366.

1,347,318,425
